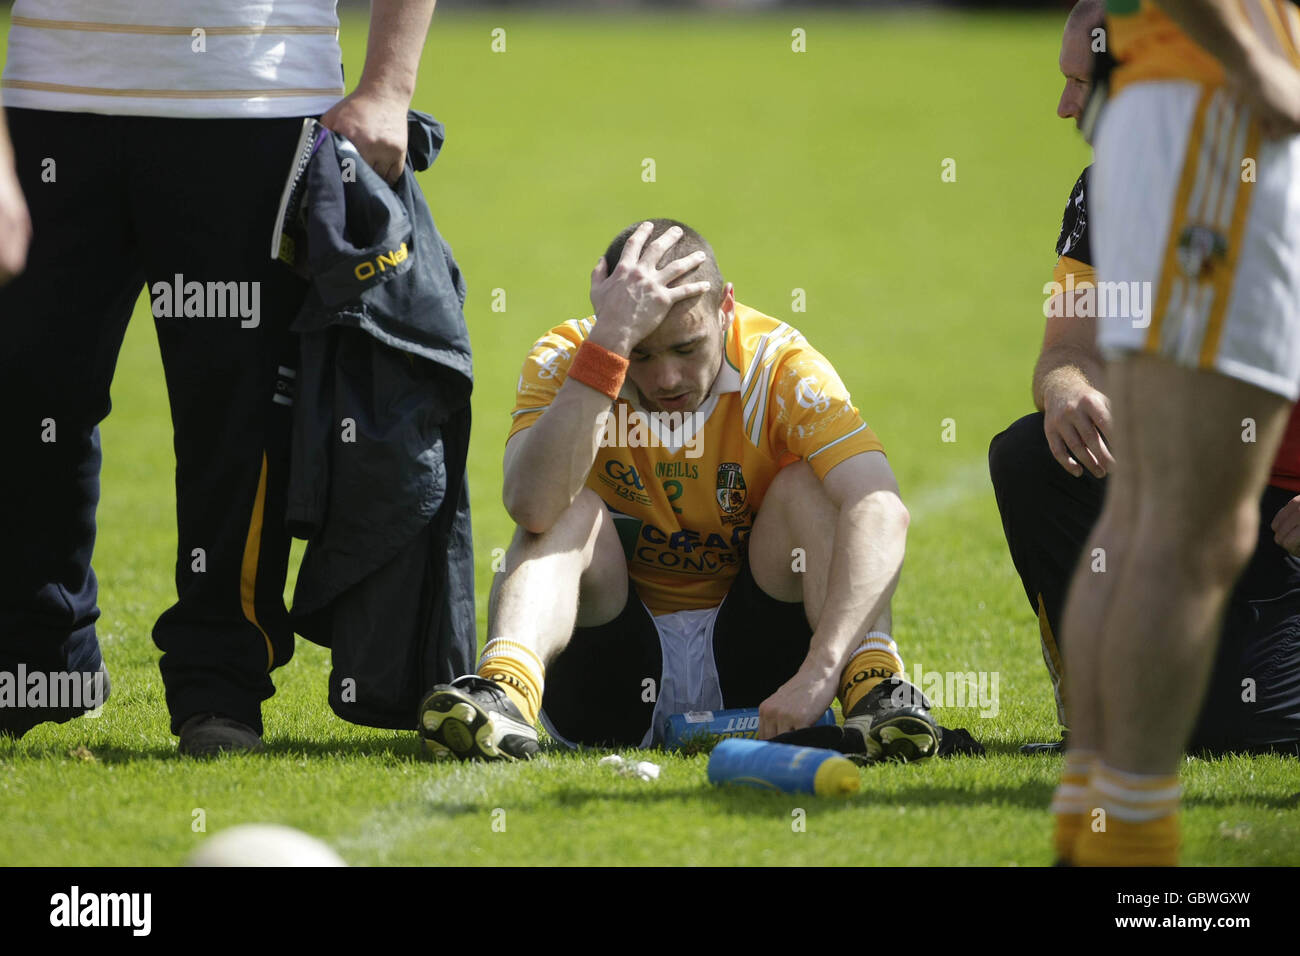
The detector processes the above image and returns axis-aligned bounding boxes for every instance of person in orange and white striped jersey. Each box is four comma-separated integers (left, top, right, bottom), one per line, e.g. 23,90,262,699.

1050,0,1300,867
418,219,942,765
0,2,438,755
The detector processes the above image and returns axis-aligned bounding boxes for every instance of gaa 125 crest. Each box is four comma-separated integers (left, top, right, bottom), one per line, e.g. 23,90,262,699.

716,462,747,514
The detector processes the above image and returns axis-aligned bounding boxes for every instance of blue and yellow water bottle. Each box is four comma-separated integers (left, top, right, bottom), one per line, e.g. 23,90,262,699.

661,707,836,750
707,738,859,796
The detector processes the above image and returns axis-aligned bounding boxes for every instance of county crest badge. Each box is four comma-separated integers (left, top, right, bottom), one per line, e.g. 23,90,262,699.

716,462,747,515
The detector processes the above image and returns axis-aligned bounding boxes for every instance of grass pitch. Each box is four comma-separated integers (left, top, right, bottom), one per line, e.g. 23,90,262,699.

2,8,1297,867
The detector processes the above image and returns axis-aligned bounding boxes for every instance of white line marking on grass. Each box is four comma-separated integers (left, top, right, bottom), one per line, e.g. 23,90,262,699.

905,459,992,521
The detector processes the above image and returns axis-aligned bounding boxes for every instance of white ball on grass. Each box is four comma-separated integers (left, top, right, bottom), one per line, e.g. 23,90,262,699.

188,824,346,867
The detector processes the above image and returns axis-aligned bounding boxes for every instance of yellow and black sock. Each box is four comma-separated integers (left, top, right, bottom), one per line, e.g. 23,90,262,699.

1073,762,1181,867
477,638,545,726
1050,749,1095,864
838,632,905,714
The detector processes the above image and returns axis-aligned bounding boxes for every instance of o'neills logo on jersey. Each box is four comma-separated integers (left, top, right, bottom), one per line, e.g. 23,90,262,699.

354,242,409,281
716,462,747,514
598,404,705,459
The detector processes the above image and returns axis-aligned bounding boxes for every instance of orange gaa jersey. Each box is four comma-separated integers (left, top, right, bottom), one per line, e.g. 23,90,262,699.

509,303,884,615
1107,0,1300,95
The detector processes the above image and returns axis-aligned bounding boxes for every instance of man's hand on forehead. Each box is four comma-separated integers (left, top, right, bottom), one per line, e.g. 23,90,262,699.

587,222,713,359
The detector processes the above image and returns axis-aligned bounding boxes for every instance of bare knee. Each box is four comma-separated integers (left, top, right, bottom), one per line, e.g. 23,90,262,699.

1138,497,1260,585
763,461,831,523
508,487,607,561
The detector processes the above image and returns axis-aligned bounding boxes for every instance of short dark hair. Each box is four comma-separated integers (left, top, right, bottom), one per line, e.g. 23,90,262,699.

602,218,725,318
1066,0,1105,37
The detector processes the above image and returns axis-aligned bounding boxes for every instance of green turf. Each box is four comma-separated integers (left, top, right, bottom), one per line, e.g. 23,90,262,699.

3,9,1297,867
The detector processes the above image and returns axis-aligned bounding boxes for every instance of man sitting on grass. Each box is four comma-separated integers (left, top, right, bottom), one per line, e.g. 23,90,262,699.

418,218,938,761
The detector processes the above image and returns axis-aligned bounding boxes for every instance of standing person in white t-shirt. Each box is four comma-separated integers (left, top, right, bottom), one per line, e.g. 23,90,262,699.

0,1,438,755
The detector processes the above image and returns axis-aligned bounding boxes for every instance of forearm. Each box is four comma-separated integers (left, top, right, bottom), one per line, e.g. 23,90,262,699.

1033,345,1104,412
357,0,437,102
0,101,14,165
0,97,32,284
505,379,616,533
801,492,908,679
1152,0,1265,76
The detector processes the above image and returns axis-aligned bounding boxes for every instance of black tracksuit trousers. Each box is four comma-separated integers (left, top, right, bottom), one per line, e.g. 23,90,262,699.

0,108,310,736
989,412,1300,754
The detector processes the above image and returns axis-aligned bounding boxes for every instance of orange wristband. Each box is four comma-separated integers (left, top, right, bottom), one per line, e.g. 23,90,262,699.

568,339,629,401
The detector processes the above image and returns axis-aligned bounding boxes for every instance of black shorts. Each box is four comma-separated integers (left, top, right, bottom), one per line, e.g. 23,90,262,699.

991,413,1300,752
540,560,812,748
